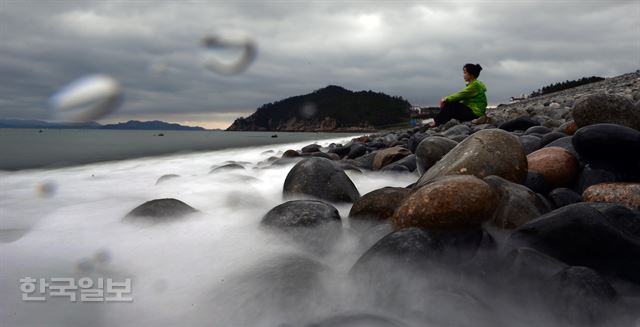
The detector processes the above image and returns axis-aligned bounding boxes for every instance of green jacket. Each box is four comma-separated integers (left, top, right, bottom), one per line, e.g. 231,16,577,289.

444,80,487,117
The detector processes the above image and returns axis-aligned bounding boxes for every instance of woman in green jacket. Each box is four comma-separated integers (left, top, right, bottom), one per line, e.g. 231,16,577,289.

435,63,487,126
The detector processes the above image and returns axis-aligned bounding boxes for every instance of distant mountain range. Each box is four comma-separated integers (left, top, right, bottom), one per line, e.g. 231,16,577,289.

0,119,207,131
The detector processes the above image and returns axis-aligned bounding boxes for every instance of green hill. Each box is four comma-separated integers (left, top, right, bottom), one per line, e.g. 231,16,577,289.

227,85,411,131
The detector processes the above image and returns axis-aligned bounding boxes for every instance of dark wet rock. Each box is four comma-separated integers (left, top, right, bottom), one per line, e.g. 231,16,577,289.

549,266,618,325
283,157,360,203
572,93,640,130
548,187,582,208
441,119,461,131
524,170,550,194
574,163,623,194
498,116,540,132
389,153,417,172
518,135,542,155
155,174,179,185
367,142,387,149
572,123,640,166
351,227,484,275
261,200,341,228
408,132,428,153
282,149,300,158
124,198,198,222
415,136,458,175
504,247,568,280
524,125,552,135
327,153,340,161
353,152,377,170
583,182,640,210
301,144,321,153
484,175,551,229
304,313,409,327
527,147,578,189
506,203,640,283
442,124,471,138
209,163,245,173
372,146,411,171
416,129,528,187
448,134,469,143
347,142,366,159
308,152,333,160
328,145,351,157
471,123,495,132
349,187,411,227
380,163,410,173
538,131,567,147
393,175,498,230
270,157,305,167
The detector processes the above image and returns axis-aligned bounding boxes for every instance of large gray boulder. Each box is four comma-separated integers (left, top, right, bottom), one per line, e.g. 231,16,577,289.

283,157,360,203
415,136,458,175
572,93,640,130
416,129,528,188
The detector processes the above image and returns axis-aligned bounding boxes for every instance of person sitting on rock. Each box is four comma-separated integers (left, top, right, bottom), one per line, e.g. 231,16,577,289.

435,63,488,126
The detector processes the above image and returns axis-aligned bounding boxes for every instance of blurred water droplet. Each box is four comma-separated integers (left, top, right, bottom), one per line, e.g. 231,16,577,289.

94,249,111,263
36,181,58,198
299,102,318,119
201,33,257,76
76,258,95,273
49,74,123,122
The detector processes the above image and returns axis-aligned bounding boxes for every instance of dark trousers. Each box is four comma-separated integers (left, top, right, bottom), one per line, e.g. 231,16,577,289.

434,102,478,126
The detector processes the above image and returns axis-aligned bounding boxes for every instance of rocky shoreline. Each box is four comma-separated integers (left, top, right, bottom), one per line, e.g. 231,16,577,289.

126,71,639,326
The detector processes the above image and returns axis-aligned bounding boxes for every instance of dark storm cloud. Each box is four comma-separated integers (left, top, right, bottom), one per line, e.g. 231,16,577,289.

1,1,638,125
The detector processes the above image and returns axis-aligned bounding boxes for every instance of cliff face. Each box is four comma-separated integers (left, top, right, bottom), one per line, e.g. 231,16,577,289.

227,85,411,131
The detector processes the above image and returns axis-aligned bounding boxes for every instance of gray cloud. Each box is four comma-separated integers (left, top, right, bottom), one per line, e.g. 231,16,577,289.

1,0,638,127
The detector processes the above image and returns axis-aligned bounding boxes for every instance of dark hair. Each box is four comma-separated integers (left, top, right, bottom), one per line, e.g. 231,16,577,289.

463,63,482,78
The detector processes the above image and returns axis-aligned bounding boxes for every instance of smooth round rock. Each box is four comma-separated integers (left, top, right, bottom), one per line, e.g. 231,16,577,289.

353,152,377,170
527,147,578,188
261,200,341,228
301,144,321,153
574,163,622,194
124,198,198,222
282,149,300,158
557,120,578,135
498,116,540,132
544,136,579,158
548,187,583,208
349,187,411,226
524,170,550,194
539,131,567,147
347,142,366,159
209,163,245,173
372,146,411,170
572,123,640,165
506,203,640,283
484,175,551,229
283,157,360,203
416,128,528,187
583,182,640,210
415,136,458,175
155,174,179,185
518,135,542,155
572,93,640,130
393,175,498,230
408,132,428,153
525,126,552,135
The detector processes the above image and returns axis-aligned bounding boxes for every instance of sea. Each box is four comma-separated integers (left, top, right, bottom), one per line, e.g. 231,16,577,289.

0,129,423,327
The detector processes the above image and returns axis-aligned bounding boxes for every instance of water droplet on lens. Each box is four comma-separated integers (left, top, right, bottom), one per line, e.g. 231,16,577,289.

36,181,58,198
94,249,111,263
299,102,318,119
201,33,257,76
49,74,123,122
76,258,95,273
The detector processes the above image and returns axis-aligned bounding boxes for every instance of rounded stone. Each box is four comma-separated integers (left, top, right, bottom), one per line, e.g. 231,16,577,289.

301,143,321,153
525,126,552,135
524,170,551,194
548,188,583,208
582,182,640,210
416,128,528,187
539,131,567,147
498,116,540,132
283,157,360,203
372,146,411,171
282,149,300,158
557,120,578,135
572,93,640,130
261,200,341,228
349,187,411,226
124,198,198,222
484,175,551,229
393,175,498,230
518,135,542,155
415,136,458,175
347,142,366,159
572,123,640,165
527,147,579,188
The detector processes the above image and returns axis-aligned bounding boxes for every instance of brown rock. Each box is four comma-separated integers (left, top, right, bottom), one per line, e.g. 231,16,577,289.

558,120,578,135
583,183,640,210
392,175,498,230
372,146,411,171
349,187,411,226
416,129,528,188
527,147,578,188
282,149,300,158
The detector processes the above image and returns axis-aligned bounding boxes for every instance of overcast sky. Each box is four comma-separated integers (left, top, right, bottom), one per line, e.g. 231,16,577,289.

1,1,638,128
